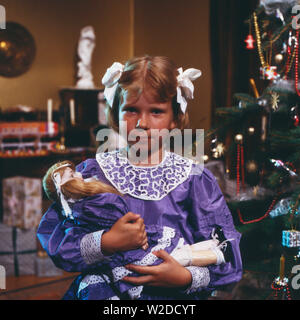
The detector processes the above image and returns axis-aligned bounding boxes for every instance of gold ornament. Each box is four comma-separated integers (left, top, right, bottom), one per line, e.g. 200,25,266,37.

246,160,258,173
275,53,283,64
212,143,225,159
271,92,280,111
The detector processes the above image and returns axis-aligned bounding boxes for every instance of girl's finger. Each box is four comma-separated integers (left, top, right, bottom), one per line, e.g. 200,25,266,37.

153,250,172,262
142,242,149,250
122,275,153,285
125,264,157,275
142,230,147,240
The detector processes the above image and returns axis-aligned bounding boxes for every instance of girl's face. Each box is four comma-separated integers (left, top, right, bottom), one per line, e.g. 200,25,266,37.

61,167,83,185
119,91,176,154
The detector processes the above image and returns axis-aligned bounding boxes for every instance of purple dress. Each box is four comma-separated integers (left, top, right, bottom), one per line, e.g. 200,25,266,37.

37,150,243,300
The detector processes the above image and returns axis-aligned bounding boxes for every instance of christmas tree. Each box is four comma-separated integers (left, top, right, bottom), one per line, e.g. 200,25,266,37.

207,0,300,299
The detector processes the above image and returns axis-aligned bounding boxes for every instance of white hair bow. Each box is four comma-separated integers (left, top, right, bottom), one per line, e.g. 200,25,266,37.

176,67,202,113
102,62,124,107
51,164,73,219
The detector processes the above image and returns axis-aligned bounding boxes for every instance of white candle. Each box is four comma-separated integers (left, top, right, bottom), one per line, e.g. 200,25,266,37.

70,99,75,126
47,99,53,123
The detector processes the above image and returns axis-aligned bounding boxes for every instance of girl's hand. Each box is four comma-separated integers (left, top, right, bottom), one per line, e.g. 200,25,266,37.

122,250,192,288
101,212,148,255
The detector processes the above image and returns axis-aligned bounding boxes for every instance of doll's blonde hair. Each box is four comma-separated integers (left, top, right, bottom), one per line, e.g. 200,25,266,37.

43,160,122,202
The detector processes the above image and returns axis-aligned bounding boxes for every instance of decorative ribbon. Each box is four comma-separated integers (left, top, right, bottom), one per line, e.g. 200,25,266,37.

101,62,201,113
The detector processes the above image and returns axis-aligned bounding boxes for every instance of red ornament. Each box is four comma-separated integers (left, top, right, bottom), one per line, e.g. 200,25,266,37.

245,34,255,49
294,114,299,126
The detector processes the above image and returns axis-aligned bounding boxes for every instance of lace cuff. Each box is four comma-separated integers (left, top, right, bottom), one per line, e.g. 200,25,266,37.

80,230,110,265
184,266,210,294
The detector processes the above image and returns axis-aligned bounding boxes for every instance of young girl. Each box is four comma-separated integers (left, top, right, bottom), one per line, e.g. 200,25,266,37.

37,55,242,300
40,160,230,299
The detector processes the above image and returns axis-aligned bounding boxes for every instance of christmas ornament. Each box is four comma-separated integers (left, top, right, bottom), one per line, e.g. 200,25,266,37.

260,66,279,80
271,277,292,300
212,143,225,159
250,78,260,98
253,12,268,69
271,92,280,111
258,98,268,107
294,30,300,96
260,0,297,16
236,195,280,224
275,53,283,64
282,230,300,247
269,197,295,218
270,159,297,176
245,34,255,50
253,12,279,80
291,106,299,127
246,160,258,173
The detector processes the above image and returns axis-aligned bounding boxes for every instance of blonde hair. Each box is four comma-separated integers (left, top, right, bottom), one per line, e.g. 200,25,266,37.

106,55,190,132
43,160,122,203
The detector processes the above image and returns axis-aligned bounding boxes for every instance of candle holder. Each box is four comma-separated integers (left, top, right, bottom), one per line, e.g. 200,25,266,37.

271,277,292,300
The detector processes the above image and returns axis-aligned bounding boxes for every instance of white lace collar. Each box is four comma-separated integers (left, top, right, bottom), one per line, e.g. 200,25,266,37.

96,149,193,201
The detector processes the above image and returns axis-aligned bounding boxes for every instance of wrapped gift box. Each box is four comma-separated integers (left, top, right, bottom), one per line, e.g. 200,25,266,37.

2,176,42,230
0,223,37,276
35,252,63,277
282,230,300,248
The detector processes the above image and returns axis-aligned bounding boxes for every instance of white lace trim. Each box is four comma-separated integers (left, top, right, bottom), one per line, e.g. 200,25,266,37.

80,230,105,265
96,149,193,200
185,266,210,294
128,286,144,300
111,226,177,299
111,226,176,282
77,274,110,295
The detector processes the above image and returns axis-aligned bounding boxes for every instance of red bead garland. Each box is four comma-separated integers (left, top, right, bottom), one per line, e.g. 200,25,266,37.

271,277,292,300
236,143,246,195
237,196,278,225
235,139,281,224
294,30,300,96
236,143,240,196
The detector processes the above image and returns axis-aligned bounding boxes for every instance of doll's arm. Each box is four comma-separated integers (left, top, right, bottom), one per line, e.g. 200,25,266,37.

37,203,109,272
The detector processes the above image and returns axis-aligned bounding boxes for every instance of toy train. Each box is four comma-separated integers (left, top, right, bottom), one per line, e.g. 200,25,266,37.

0,122,60,157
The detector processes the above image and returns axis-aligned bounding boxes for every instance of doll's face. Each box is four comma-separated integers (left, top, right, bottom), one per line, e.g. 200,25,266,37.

61,167,83,185
119,91,176,154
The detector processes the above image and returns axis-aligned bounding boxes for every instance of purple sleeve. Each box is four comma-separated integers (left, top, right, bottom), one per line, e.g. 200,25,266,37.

188,167,243,291
36,193,129,273
76,158,103,180
36,203,109,273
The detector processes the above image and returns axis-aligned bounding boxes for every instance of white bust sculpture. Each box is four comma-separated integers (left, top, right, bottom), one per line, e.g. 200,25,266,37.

76,26,96,89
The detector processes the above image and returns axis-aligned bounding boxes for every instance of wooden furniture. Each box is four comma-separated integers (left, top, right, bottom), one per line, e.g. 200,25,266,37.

59,87,104,147
0,272,79,300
